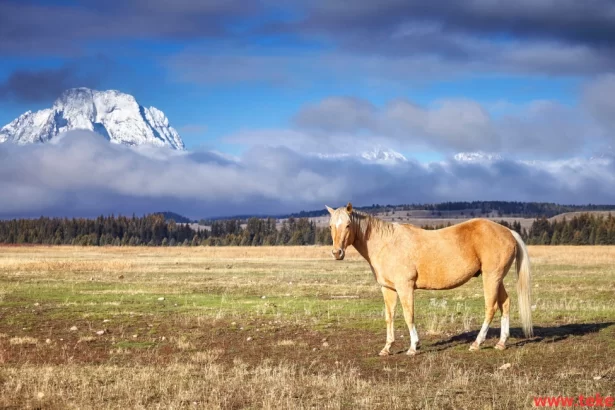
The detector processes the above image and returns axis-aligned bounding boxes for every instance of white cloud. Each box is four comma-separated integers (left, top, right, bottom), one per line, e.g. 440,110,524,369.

281,95,599,158
1,130,614,219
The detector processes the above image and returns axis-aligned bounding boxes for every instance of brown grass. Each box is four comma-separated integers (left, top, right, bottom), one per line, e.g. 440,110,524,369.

0,245,613,409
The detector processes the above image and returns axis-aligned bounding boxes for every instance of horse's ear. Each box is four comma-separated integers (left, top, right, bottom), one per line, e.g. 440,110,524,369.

346,202,353,214
326,205,335,215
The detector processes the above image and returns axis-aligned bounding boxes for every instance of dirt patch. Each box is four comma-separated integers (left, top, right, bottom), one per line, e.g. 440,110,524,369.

2,313,613,384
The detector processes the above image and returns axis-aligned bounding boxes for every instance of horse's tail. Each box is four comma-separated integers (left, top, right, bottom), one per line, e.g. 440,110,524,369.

509,230,534,338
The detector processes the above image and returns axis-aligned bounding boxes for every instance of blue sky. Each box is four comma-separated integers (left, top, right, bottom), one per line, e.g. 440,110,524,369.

1,1,615,216
1,1,609,157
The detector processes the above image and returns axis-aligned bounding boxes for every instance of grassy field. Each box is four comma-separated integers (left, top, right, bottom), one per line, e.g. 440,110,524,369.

0,246,613,409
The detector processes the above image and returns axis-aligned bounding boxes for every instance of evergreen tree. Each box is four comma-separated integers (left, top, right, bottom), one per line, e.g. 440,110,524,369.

588,228,596,245
596,226,608,245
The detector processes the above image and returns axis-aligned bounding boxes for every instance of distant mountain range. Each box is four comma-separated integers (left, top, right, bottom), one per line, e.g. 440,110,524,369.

157,211,194,224
317,146,408,164
197,201,615,223
453,151,503,163
0,88,184,149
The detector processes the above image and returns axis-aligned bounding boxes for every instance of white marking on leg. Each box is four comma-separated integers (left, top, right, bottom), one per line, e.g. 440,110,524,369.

475,321,490,345
410,325,419,351
499,315,509,344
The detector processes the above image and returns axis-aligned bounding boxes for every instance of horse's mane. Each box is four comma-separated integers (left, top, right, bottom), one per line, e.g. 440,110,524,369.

350,210,395,240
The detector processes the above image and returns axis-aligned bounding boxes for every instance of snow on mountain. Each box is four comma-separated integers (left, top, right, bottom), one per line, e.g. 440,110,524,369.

454,151,502,164
317,147,407,164
360,147,408,163
0,88,185,150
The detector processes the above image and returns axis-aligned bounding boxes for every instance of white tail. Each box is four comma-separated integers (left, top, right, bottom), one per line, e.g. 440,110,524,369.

510,230,533,338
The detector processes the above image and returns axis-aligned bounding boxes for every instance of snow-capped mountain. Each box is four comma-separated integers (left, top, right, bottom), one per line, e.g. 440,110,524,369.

454,151,502,163
317,147,407,164
0,88,185,150
360,147,408,163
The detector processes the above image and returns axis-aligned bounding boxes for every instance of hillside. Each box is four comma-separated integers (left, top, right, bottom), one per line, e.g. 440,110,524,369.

158,212,193,224
548,211,614,222
198,201,615,231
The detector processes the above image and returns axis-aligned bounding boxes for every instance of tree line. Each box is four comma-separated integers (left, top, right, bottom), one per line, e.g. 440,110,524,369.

0,214,332,246
424,213,615,245
1,212,615,246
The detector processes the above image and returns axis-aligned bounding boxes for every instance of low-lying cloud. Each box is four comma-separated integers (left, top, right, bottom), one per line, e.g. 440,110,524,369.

1,130,614,219
266,95,596,158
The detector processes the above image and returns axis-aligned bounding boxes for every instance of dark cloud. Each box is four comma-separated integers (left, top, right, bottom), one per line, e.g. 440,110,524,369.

292,0,615,49
4,0,615,78
0,0,260,55
0,61,107,103
0,130,614,219
583,74,615,140
168,42,615,91
254,0,615,77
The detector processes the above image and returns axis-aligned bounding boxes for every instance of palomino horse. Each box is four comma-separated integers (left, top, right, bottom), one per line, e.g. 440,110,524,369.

326,203,533,356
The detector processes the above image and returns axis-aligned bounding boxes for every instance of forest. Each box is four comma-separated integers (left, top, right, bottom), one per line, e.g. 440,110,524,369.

1,211,615,246
0,214,331,246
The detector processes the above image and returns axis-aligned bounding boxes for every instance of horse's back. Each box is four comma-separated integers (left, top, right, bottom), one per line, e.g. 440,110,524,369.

406,219,517,289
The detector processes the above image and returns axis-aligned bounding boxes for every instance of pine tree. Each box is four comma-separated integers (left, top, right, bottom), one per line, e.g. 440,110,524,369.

596,226,608,245
539,231,549,245
588,228,596,245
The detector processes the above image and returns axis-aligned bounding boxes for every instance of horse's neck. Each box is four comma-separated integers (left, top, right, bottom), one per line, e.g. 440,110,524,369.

352,222,387,265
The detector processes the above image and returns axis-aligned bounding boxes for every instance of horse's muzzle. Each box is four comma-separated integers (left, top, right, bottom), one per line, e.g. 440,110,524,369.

331,248,345,260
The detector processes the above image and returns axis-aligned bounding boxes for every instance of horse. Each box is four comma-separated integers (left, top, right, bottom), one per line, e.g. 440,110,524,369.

326,202,533,356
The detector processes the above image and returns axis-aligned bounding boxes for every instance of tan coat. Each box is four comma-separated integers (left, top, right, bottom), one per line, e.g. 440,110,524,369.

327,203,533,356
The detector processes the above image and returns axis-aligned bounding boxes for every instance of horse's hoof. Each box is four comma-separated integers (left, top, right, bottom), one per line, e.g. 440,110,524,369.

406,349,417,356
469,342,480,351
379,349,391,357
494,342,506,350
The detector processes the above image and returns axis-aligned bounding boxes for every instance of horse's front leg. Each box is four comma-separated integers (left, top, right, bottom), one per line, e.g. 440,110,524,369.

397,280,419,356
379,286,397,356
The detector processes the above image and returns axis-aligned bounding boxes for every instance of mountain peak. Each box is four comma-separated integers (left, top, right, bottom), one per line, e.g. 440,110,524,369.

454,151,502,163
316,146,407,164
0,88,185,150
360,146,407,163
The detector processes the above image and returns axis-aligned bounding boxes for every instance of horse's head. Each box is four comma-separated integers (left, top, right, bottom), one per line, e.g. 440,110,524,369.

326,202,355,260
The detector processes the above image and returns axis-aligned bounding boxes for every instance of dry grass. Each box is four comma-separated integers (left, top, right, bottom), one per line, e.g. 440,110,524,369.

9,336,38,346
0,245,613,409
529,245,615,265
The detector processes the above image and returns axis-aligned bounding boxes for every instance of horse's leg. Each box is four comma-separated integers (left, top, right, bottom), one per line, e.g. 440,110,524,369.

494,283,511,350
470,276,500,351
379,287,397,356
397,281,419,356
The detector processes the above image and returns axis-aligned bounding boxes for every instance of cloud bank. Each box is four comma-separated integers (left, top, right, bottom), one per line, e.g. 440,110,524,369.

224,74,615,160
1,130,614,219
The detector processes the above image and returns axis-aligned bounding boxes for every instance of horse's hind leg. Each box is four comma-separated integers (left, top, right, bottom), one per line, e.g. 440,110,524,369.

379,286,398,356
494,283,510,350
470,275,500,351
397,281,419,356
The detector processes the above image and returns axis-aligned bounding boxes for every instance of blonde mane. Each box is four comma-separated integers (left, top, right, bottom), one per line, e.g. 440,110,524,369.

350,211,395,240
